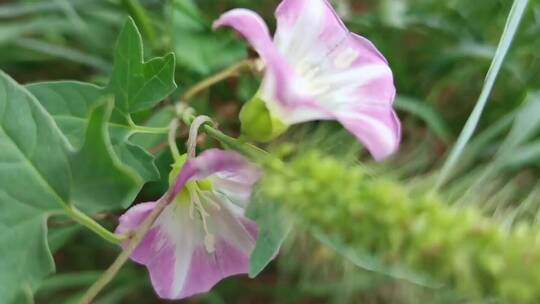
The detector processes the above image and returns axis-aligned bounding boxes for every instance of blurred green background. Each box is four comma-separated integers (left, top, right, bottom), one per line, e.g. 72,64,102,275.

2,0,539,303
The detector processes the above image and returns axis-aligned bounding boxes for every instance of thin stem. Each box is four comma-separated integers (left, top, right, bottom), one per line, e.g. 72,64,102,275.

181,112,267,161
182,59,258,102
79,191,175,304
131,125,170,134
128,115,170,134
168,119,181,161
63,206,125,244
187,115,213,158
149,129,188,154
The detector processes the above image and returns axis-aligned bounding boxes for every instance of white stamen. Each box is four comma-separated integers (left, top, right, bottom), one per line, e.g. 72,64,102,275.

295,59,330,96
201,192,222,211
303,66,321,81
188,187,217,253
192,189,209,218
334,47,359,69
204,234,216,253
189,202,195,219
188,186,197,219
296,59,315,77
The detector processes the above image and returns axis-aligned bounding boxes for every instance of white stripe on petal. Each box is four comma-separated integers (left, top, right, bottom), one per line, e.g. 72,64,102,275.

338,109,400,160
206,195,256,255
275,0,324,62
156,204,201,298
317,64,391,94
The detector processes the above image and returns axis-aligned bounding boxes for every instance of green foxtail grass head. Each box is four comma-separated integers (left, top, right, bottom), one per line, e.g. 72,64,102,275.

260,150,540,303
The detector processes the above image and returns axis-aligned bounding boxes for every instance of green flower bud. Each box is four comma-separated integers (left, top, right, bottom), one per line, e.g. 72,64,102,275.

239,95,287,142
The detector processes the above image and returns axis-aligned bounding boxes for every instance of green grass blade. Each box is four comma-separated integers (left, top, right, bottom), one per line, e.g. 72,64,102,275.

0,0,90,18
13,38,110,71
435,0,529,190
395,96,451,141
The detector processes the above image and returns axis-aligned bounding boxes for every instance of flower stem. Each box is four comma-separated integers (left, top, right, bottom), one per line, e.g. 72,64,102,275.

63,205,125,244
182,58,258,102
180,111,267,161
168,119,181,161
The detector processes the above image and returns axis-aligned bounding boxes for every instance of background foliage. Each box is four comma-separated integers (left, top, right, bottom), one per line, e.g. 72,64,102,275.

1,0,540,303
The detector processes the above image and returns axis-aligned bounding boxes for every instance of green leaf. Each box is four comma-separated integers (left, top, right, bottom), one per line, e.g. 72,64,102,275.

497,93,540,156
493,92,540,168
25,81,106,148
70,102,141,211
27,80,160,182
0,71,140,303
247,196,292,278
108,17,176,114
25,17,177,183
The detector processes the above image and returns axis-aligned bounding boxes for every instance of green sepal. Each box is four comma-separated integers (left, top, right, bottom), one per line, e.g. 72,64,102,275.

239,95,287,142
168,154,188,186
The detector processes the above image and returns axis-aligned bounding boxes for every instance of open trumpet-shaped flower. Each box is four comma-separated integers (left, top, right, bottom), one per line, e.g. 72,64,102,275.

116,149,261,300
214,0,401,160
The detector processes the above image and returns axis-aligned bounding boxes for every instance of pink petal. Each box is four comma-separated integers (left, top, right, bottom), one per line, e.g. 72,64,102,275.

337,106,401,160
179,238,250,298
274,0,349,65
213,9,274,63
115,201,156,235
211,166,260,208
318,33,395,108
274,0,400,159
180,201,258,298
116,149,261,300
116,199,257,300
213,8,330,123
324,34,400,159
173,149,261,196
214,1,400,159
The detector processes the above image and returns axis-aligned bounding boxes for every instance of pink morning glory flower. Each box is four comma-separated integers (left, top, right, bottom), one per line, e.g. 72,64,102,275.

214,0,401,160
116,149,261,300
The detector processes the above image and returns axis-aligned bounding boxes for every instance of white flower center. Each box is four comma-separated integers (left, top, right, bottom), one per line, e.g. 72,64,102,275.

295,59,330,96
186,184,221,254
293,47,359,98
334,47,359,69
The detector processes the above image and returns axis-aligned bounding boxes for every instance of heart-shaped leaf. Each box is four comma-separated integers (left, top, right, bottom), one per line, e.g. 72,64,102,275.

27,81,160,182
0,71,140,303
26,18,177,183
